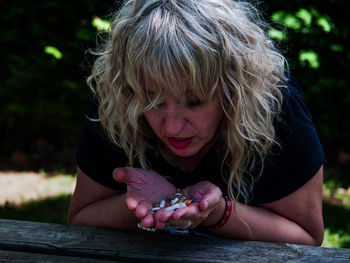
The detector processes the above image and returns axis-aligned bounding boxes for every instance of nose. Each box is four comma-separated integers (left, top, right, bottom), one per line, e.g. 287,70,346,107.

163,99,186,136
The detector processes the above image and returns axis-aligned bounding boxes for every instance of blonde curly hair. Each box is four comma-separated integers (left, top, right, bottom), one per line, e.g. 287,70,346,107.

87,0,287,203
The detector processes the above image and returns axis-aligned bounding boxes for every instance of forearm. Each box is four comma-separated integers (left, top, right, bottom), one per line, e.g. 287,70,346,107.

208,200,320,245
68,193,138,230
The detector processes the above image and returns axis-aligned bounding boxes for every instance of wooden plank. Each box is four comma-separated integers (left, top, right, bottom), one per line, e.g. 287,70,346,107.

0,249,119,263
0,219,349,263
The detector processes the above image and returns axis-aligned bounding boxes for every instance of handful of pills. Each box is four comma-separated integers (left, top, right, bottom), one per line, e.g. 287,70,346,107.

152,193,194,212
137,193,195,232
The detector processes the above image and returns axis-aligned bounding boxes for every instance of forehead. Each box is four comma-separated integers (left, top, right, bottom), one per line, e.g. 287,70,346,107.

143,75,191,95
140,70,218,103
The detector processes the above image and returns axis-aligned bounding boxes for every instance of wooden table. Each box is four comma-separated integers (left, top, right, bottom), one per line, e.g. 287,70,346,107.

0,219,349,262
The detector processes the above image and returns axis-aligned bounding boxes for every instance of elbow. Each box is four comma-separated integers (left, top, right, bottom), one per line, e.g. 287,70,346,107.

307,220,324,246
311,227,324,246
67,213,88,226
67,206,84,226
297,225,324,246
303,235,323,246
67,211,78,225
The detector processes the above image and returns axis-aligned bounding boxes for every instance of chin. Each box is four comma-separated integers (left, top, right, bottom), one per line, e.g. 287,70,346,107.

169,147,200,158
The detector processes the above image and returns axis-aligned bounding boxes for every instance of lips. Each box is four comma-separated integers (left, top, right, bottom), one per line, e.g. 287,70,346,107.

167,137,194,149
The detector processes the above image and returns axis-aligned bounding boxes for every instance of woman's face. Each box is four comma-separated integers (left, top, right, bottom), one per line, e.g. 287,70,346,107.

143,81,224,159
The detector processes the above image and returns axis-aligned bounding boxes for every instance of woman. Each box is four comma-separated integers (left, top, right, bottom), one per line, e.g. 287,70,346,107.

68,0,325,245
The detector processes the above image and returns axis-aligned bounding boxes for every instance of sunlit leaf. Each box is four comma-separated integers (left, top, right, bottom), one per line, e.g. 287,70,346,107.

268,29,286,41
296,8,312,26
317,17,332,33
92,16,111,31
284,14,302,30
322,228,350,248
271,11,284,22
44,46,63,60
299,50,320,69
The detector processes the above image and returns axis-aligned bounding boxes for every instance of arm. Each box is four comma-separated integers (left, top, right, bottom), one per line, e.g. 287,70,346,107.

68,166,177,229
67,167,138,230
212,166,324,245
157,166,324,245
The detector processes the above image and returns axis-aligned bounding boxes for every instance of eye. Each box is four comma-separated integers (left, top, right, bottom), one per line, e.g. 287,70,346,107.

147,99,165,110
187,100,203,107
155,101,166,109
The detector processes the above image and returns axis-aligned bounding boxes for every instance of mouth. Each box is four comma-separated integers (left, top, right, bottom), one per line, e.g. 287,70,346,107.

167,137,194,149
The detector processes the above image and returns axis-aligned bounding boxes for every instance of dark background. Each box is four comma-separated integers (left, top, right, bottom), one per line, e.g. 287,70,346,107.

0,0,349,184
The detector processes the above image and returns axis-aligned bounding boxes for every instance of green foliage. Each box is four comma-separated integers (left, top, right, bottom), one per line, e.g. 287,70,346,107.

322,179,350,248
0,195,72,224
323,228,350,248
0,0,118,169
322,202,350,248
44,46,63,60
264,1,350,156
92,17,111,31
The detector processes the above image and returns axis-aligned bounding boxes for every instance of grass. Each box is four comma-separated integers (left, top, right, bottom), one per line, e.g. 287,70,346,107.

0,172,349,248
0,194,72,224
322,179,350,248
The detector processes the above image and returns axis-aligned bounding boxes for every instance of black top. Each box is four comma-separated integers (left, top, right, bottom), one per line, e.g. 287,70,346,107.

75,79,324,205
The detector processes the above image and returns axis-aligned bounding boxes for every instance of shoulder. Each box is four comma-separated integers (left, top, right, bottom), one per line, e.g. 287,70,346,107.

251,77,325,204
275,77,318,141
75,98,129,190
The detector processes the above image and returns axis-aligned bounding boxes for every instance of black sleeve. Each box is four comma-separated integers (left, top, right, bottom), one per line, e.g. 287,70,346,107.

75,99,128,191
251,78,325,204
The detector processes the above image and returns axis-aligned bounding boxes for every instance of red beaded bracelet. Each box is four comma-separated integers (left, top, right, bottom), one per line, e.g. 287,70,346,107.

207,196,232,231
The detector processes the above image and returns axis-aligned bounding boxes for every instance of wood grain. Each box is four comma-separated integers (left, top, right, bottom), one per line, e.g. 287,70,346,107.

0,219,349,262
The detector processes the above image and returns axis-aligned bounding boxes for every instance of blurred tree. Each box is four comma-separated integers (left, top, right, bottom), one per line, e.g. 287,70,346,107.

261,0,350,168
0,0,117,170
0,0,348,173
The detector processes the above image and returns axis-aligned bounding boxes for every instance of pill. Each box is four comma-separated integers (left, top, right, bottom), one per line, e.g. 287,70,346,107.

185,198,195,206
177,203,187,208
171,198,179,205
165,205,176,211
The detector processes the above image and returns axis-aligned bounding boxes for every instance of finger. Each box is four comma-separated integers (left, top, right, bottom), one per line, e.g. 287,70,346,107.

199,199,211,211
155,220,167,229
154,210,171,229
135,200,152,218
154,209,174,229
125,192,145,210
154,209,173,223
199,187,222,211
140,212,155,228
113,167,135,184
172,204,199,220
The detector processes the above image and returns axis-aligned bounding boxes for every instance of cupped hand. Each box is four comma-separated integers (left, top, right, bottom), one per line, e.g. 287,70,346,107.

153,181,223,229
113,167,176,227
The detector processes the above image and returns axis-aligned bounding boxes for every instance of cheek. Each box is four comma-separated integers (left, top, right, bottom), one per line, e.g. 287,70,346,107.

190,110,223,134
143,111,161,132
202,105,223,129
